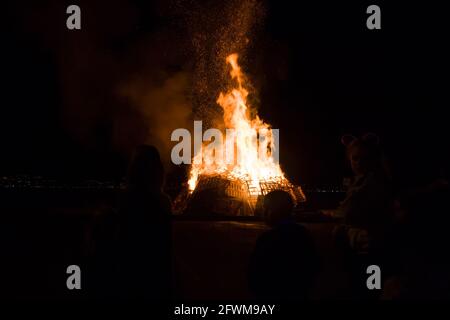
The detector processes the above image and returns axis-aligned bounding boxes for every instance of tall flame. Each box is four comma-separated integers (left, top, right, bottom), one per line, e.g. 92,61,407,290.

188,53,288,195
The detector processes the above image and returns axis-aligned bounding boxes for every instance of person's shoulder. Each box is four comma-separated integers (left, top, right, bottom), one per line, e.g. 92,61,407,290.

256,228,276,245
278,222,312,242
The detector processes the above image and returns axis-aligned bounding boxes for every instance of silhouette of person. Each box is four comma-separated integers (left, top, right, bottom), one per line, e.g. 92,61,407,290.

248,190,318,300
331,133,394,298
333,133,393,253
90,145,172,299
118,145,172,299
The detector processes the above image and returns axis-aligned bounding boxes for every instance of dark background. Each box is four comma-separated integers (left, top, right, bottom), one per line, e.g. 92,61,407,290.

2,0,448,189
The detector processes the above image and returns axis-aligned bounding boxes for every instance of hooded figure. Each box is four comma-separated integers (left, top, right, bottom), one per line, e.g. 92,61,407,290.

117,145,172,299
90,145,172,299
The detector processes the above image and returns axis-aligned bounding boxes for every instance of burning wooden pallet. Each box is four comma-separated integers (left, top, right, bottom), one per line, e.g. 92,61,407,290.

181,174,306,216
259,178,306,206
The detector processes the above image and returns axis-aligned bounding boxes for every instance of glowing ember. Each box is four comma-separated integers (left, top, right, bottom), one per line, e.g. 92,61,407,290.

188,53,294,198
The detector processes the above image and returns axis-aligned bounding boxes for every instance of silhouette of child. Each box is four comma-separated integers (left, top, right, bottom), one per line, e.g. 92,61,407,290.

248,190,318,300
333,133,393,253
327,133,393,298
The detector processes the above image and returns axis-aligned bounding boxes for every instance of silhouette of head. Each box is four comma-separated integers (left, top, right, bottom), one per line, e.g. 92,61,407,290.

341,133,382,176
126,145,164,192
263,190,294,227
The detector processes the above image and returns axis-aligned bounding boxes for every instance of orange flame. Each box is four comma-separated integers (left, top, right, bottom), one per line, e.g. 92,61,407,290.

188,53,288,196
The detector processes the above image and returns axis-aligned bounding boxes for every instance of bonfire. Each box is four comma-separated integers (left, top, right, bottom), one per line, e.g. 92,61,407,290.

183,53,305,215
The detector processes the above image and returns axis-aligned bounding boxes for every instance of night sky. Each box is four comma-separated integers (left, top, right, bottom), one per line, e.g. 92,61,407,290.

2,1,448,188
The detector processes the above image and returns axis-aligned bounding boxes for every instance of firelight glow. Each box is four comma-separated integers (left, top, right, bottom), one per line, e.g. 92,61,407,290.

188,53,291,196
